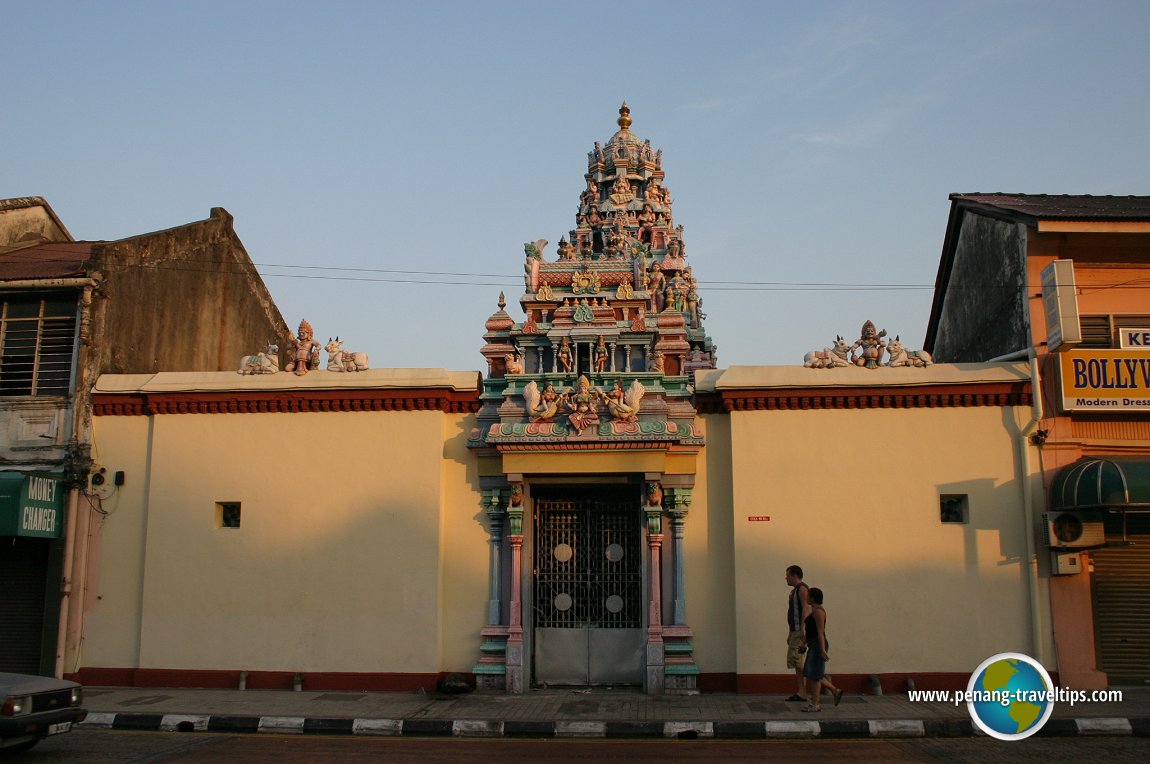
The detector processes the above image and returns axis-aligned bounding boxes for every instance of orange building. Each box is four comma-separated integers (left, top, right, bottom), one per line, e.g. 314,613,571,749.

926,194,1150,689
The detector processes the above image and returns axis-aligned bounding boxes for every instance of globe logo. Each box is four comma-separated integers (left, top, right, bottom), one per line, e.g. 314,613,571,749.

967,652,1055,740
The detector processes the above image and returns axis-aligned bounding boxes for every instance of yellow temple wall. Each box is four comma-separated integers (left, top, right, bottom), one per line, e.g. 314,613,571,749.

82,407,483,681
724,404,1047,683
689,415,738,677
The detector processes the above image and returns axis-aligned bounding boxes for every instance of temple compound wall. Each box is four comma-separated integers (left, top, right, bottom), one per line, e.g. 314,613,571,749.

77,370,485,689
74,361,1041,694
702,364,1046,692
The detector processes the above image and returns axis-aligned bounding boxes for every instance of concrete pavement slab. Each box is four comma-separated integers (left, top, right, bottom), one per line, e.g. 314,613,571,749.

77,686,1150,739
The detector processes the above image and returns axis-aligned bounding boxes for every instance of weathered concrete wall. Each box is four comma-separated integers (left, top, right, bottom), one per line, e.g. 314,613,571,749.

932,213,1029,362
0,197,72,249
90,208,289,374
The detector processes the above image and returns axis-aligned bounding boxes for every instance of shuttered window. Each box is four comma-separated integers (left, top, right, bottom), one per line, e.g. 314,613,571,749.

0,293,78,397
1079,314,1150,348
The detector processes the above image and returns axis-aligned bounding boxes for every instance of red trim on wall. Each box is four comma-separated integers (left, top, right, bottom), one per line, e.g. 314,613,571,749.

93,388,482,416
729,672,1058,694
697,673,737,693
72,668,1057,695
696,382,1030,414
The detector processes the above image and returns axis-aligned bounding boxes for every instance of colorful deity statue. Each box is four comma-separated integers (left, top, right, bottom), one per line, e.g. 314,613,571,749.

286,319,321,376
524,381,561,423
565,375,601,433
557,336,574,373
649,267,666,312
593,336,609,373
581,178,599,209
606,379,644,423
851,320,888,369
605,216,629,258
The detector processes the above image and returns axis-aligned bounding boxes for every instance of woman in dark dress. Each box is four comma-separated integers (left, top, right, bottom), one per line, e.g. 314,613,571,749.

801,587,844,712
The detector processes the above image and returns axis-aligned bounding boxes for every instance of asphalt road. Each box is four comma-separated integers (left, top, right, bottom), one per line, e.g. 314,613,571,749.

12,729,1150,763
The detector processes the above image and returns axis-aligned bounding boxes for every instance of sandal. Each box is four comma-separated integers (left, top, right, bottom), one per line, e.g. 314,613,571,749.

834,689,844,706
800,704,821,712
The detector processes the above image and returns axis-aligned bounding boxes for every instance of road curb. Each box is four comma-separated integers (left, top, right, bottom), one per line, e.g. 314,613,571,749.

77,713,1150,739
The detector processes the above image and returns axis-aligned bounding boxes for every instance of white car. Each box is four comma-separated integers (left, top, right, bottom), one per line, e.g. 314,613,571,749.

0,673,87,753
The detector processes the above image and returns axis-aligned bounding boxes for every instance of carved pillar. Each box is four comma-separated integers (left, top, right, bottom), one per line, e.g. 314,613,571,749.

609,341,617,372
624,343,633,373
505,485,526,693
667,489,691,624
662,487,698,694
644,485,665,694
474,488,509,690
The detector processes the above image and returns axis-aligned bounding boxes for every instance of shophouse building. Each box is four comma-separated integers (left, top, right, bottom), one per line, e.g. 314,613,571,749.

926,193,1150,688
0,199,288,676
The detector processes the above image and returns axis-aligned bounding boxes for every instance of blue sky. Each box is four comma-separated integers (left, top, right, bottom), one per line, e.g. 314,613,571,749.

4,1,1148,370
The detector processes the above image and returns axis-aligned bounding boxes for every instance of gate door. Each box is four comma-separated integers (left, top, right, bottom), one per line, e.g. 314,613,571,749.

533,493,643,685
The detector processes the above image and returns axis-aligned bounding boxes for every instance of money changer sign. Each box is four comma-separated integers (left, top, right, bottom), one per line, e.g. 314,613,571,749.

0,473,65,538
1058,349,1150,412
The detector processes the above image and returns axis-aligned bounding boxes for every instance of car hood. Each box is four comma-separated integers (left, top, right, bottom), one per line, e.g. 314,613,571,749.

0,673,79,694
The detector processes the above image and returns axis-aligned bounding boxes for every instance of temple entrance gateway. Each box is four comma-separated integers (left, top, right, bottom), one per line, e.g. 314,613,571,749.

532,489,644,685
470,105,708,693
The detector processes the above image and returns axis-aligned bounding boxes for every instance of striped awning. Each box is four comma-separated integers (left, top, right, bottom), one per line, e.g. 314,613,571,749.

1050,458,1150,510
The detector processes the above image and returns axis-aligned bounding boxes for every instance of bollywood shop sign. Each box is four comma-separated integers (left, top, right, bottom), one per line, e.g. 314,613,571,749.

1058,350,1150,412
0,472,65,538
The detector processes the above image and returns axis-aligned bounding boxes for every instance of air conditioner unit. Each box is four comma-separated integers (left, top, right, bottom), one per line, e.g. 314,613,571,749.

1043,511,1106,549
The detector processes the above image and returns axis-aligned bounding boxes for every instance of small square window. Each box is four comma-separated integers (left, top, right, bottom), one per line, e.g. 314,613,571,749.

940,495,968,524
217,502,241,529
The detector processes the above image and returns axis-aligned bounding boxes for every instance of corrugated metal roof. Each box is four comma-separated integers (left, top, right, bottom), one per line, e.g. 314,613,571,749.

0,242,95,281
950,193,1150,221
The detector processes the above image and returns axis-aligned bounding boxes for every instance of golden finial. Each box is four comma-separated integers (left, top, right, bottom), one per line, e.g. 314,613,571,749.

498,291,506,310
617,101,631,130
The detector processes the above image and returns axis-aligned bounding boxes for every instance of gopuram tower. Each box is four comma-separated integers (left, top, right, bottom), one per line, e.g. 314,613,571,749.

470,104,715,694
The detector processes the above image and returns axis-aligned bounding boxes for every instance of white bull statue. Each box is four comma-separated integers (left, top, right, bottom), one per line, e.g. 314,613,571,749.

325,337,369,372
887,336,933,367
238,343,279,375
803,336,851,368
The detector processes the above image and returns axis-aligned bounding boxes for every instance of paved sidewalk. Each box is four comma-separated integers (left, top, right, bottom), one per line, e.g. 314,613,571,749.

77,686,1150,739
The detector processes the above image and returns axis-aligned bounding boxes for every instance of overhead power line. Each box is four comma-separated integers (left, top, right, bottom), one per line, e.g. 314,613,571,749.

7,252,1149,292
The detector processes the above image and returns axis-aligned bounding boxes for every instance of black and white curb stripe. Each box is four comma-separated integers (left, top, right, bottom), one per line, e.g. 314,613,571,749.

78,713,1150,738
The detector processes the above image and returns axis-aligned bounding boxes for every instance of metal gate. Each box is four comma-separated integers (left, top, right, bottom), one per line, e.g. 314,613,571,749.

1092,535,1150,685
0,537,51,674
533,492,643,685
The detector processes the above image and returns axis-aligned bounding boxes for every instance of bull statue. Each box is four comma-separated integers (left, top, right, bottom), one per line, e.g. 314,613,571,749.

887,336,933,367
238,343,279,375
324,337,369,372
803,336,851,368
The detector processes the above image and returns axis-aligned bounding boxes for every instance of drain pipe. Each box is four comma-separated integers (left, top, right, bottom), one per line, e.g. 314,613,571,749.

1017,349,1046,664
50,280,100,678
54,488,80,679
986,346,1046,662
